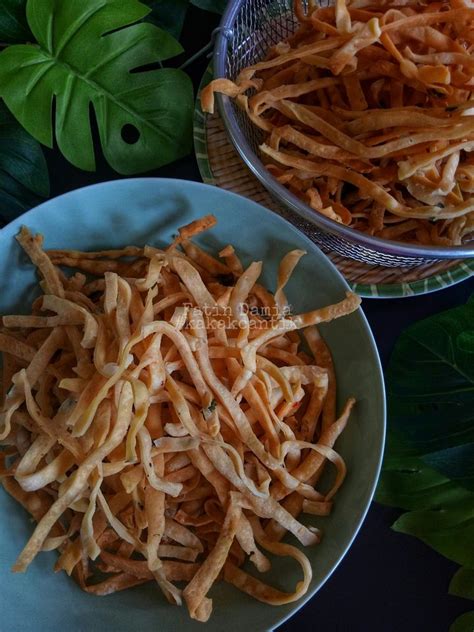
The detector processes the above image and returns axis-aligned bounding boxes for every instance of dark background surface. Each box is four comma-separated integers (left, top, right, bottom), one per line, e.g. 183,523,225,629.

37,7,474,631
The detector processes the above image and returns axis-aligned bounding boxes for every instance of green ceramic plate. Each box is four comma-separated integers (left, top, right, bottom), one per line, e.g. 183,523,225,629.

194,65,474,299
0,179,385,631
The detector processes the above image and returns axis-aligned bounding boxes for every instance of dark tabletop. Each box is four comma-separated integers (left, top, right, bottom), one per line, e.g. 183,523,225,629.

36,7,474,631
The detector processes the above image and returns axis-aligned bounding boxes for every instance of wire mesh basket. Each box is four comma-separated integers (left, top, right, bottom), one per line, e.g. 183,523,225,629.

213,0,474,267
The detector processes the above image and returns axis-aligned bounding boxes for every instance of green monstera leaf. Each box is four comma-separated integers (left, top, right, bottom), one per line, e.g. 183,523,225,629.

143,0,226,39
0,0,194,175
0,0,32,43
377,296,474,631
145,0,189,39
386,295,474,458
450,612,474,632
0,101,49,223
191,0,227,14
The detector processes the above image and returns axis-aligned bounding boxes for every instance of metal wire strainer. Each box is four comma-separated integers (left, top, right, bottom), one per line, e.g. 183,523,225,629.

213,0,474,267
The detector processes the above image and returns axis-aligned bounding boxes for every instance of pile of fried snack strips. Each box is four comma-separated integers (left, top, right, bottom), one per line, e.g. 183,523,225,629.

0,216,360,621
203,0,474,246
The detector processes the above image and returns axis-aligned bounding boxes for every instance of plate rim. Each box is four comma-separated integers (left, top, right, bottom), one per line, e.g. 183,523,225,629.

0,177,386,630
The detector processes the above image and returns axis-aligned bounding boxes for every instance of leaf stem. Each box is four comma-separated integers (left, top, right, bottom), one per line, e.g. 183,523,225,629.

179,40,213,71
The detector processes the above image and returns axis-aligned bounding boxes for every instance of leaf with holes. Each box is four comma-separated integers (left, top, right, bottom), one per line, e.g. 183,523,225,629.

0,101,49,223
377,296,474,630
0,0,194,175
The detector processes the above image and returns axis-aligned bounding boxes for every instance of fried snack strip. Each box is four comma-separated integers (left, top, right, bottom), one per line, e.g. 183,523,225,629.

0,218,358,622
202,0,474,246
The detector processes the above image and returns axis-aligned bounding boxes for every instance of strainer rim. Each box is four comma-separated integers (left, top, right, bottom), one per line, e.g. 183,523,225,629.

213,0,474,261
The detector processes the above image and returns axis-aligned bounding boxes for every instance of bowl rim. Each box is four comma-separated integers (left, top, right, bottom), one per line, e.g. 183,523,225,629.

213,1,474,261
0,177,386,630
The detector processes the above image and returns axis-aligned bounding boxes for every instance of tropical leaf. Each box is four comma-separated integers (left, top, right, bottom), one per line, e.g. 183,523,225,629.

450,568,474,601
377,440,474,568
424,443,474,491
191,0,227,14
450,612,474,632
458,330,474,354
376,452,473,512
145,0,189,39
386,296,474,463
450,567,474,632
0,0,32,43
0,101,49,222
143,0,226,39
392,496,474,567
0,0,194,175
379,296,474,630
